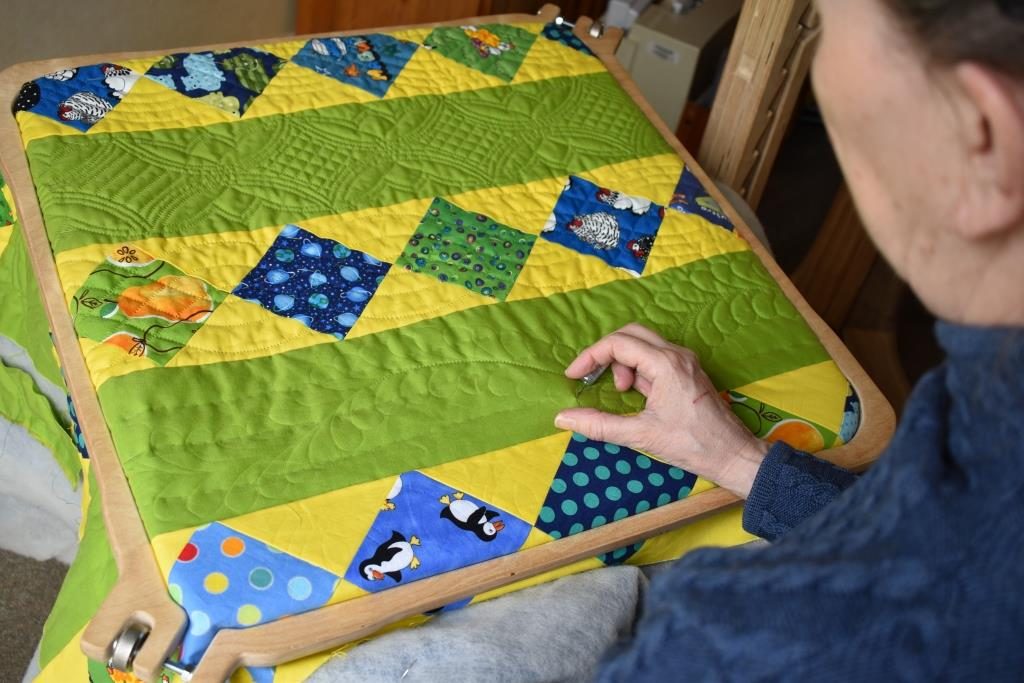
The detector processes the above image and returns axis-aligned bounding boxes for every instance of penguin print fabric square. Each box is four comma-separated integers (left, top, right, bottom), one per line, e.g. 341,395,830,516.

423,24,538,82
12,63,140,131
541,176,665,276
668,166,734,230
291,34,418,98
144,47,285,117
233,225,390,339
345,471,532,593
395,198,536,301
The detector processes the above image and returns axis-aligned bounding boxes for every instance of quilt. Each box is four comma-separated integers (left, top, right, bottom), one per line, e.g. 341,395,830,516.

7,21,863,683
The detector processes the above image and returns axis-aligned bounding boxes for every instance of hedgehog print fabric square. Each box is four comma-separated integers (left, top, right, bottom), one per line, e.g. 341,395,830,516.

12,63,140,131
395,198,536,301
233,225,390,339
541,176,665,276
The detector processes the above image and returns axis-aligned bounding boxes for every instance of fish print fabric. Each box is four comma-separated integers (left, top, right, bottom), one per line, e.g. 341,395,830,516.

291,34,418,98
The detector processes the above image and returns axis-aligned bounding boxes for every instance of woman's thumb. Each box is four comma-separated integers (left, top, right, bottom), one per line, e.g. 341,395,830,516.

554,408,641,447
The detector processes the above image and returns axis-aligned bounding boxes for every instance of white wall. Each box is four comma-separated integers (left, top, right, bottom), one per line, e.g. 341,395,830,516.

0,0,297,72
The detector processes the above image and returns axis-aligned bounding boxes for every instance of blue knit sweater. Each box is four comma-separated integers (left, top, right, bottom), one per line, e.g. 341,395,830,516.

596,323,1024,681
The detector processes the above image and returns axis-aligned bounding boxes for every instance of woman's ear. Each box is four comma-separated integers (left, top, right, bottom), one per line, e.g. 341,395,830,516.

953,62,1024,240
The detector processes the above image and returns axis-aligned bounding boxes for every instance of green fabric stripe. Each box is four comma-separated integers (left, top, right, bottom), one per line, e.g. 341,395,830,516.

26,73,673,254
38,467,116,668
0,222,65,388
98,249,829,536
0,359,80,486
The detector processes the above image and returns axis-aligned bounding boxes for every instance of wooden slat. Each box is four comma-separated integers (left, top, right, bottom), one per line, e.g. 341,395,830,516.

699,0,818,209
296,0,485,33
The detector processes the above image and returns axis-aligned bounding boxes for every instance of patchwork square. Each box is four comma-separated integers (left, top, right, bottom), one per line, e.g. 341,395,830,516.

145,47,285,116
71,245,227,366
233,225,390,339
541,176,665,275
541,21,596,56
722,390,836,452
345,472,531,593
168,522,339,668
423,24,537,82
12,63,140,131
291,34,418,98
395,198,536,301
534,434,698,556
668,167,734,230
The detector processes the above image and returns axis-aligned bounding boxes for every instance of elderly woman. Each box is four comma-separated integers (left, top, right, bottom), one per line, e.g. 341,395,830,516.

554,0,1024,679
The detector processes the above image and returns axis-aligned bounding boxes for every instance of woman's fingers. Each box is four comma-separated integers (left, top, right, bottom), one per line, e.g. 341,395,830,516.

564,332,670,380
614,323,670,346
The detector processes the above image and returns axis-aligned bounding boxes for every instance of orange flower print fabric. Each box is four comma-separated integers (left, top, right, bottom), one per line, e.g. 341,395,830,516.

71,245,226,365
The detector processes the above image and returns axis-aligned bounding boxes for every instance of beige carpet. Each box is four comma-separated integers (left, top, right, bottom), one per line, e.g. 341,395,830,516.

0,549,66,683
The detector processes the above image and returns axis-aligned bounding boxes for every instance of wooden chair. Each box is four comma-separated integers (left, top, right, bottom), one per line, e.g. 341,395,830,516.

699,0,911,411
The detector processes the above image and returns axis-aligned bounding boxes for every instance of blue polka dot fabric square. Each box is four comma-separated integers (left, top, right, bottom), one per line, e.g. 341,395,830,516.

345,471,532,593
233,225,390,339
541,22,595,56
167,522,339,669
668,166,734,231
12,63,141,131
291,34,418,98
541,176,665,276
144,47,285,117
534,434,698,554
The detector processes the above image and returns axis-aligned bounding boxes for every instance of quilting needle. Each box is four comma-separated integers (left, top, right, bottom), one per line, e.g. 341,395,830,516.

575,364,609,398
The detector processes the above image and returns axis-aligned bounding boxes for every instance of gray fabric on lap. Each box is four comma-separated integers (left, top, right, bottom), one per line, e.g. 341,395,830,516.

307,566,647,683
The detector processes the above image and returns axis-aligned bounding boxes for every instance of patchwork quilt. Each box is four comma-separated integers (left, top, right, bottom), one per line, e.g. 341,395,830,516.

7,21,863,683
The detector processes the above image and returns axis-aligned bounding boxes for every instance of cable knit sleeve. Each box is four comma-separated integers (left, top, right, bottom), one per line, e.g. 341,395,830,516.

742,441,858,541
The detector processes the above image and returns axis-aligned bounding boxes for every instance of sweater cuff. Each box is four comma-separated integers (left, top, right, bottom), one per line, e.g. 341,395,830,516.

742,441,858,542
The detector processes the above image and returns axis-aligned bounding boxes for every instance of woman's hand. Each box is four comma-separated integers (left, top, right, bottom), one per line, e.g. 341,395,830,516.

554,324,769,499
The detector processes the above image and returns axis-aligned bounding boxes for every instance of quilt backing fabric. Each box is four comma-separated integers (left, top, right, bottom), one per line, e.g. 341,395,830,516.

9,21,862,683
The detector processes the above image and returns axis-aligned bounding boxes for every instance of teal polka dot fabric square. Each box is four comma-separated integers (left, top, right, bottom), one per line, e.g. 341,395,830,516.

534,434,698,552
395,198,536,301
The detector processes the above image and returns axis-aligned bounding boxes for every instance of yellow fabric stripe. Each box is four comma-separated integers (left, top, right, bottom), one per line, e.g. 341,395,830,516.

627,504,755,566
420,432,569,524
1,182,16,222
55,153,741,385
32,626,89,683
0,225,13,261
149,431,568,586
731,360,850,433
18,24,600,145
165,295,337,369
